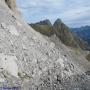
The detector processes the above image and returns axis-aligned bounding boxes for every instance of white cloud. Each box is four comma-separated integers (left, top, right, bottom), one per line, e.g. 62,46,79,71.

16,0,90,27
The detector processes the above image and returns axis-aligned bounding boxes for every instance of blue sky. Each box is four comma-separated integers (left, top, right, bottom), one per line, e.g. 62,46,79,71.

16,0,90,27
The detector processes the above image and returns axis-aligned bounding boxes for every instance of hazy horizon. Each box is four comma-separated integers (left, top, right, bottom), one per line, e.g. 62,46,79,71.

16,0,90,28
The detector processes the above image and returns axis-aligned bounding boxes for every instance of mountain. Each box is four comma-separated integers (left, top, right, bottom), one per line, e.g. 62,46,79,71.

30,19,88,50
30,19,54,36
71,26,90,47
53,19,86,49
53,19,75,46
0,0,90,90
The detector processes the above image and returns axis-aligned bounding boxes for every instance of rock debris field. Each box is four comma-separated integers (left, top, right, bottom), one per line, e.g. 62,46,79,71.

0,0,90,90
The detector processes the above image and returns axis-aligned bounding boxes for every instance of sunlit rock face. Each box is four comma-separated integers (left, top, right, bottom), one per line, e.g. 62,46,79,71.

53,19,77,47
5,0,16,11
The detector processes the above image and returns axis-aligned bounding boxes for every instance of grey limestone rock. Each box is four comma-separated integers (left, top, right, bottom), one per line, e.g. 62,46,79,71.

0,0,90,90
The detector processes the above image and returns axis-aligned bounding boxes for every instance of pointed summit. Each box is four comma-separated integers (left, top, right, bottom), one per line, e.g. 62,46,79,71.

53,18,66,29
53,19,82,48
54,18,62,24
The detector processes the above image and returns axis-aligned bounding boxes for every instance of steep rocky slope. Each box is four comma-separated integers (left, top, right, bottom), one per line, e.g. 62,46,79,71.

0,0,90,90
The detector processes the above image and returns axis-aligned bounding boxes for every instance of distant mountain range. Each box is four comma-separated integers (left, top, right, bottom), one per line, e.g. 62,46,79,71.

30,19,89,50
71,26,90,47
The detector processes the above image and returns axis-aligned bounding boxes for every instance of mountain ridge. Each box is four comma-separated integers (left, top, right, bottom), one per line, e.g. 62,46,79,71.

71,26,90,47
30,19,88,50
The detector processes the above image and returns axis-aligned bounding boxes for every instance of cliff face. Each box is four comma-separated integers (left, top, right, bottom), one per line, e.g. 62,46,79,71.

5,0,16,11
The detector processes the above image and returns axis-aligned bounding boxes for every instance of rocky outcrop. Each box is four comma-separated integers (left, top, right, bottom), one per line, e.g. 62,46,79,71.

53,19,77,47
5,0,16,11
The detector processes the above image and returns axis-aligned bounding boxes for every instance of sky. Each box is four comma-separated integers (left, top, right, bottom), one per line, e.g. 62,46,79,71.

16,0,90,28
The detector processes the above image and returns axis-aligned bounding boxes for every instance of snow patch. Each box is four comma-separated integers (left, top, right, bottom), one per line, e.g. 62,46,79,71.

0,53,18,77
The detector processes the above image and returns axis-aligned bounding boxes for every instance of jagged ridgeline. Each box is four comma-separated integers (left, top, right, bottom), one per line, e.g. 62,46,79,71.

30,19,88,50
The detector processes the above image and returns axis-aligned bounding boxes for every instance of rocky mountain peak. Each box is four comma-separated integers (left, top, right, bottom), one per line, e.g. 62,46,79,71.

36,19,52,26
53,18,68,30
54,18,63,24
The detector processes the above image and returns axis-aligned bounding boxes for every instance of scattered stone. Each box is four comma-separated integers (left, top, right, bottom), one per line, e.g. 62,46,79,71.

1,23,7,29
12,14,16,20
85,71,90,76
50,42,55,48
64,55,67,57
22,44,27,50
